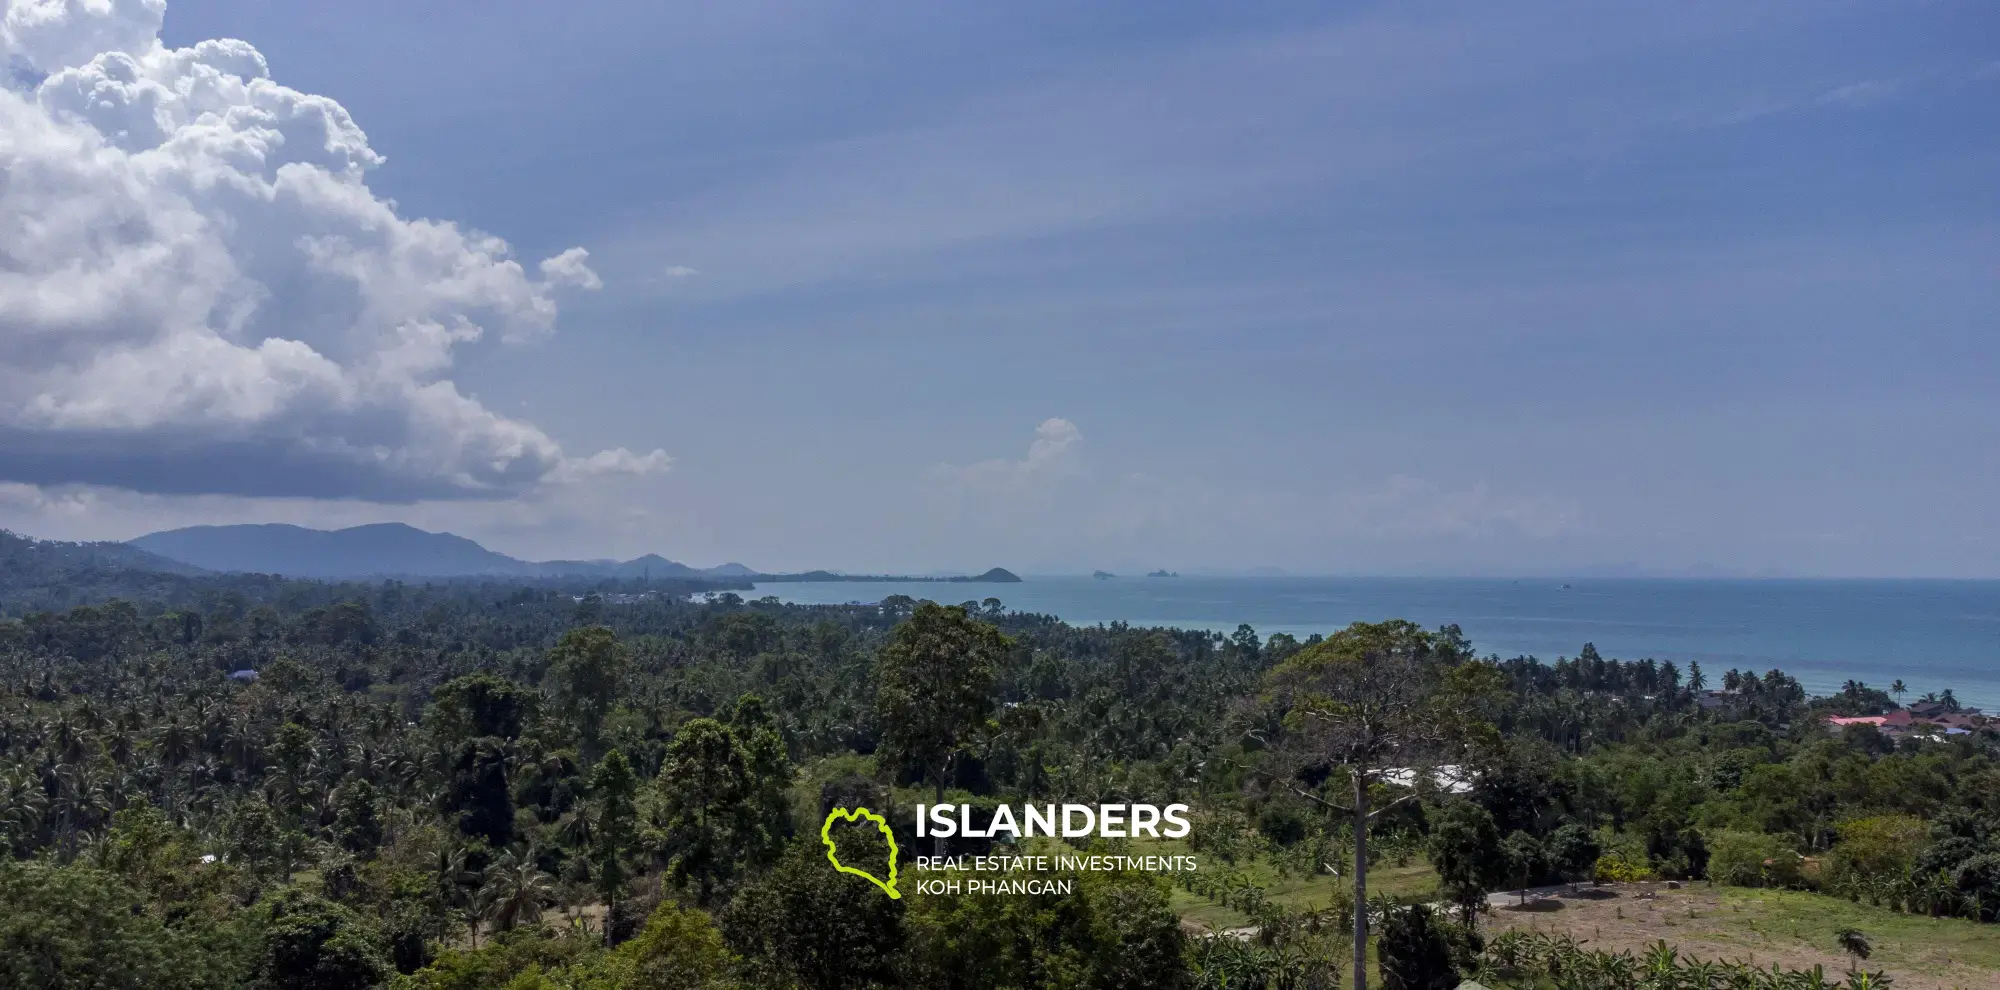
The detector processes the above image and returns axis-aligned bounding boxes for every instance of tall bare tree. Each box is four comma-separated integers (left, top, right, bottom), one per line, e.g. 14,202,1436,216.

1255,620,1499,990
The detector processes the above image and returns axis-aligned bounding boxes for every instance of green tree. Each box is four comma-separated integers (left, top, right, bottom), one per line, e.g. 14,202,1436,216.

430,673,536,744
446,738,514,847
1501,830,1544,901
721,842,907,990
1379,903,1460,990
1427,801,1504,923
332,778,383,857
873,601,1009,857
606,903,733,990
251,888,392,990
477,846,554,934
0,860,216,990
547,627,629,762
1544,822,1601,883
656,718,760,905
228,798,286,877
726,693,795,862
589,749,639,945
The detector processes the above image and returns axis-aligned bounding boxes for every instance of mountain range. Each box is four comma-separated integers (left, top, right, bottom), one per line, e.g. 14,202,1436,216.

130,523,756,580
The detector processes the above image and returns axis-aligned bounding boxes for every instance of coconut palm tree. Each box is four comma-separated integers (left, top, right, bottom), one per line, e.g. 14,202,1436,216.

478,846,555,934
0,765,48,851
156,720,196,767
1889,680,1907,706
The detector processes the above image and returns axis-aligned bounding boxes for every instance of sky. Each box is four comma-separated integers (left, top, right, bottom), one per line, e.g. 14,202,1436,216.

0,0,1995,576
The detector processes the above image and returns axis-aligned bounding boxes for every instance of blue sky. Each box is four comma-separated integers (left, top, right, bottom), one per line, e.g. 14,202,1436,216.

1,0,1994,575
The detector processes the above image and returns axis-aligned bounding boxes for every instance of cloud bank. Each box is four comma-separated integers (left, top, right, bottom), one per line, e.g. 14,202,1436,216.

0,0,663,499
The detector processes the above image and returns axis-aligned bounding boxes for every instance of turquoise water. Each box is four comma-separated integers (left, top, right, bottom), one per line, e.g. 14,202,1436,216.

742,577,2000,710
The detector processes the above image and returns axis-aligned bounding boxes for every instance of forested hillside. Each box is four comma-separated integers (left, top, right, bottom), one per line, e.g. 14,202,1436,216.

0,550,1995,989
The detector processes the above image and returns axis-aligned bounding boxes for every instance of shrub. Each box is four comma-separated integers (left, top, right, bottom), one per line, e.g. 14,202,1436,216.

1822,815,1926,892
1592,852,1657,883
1707,830,1803,888
1378,903,1459,990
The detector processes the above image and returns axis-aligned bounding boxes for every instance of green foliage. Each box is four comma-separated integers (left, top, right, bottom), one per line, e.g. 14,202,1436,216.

602,903,733,990
721,841,905,990
1544,822,1602,883
393,927,599,990
1709,829,1805,888
1427,801,1504,919
250,888,391,990
654,717,761,905
872,602,1008,812
446,738,514,847
1592,851,1659,883
587,749,640,938
725,693,794,862
477,847,554,934
1378,903,1459,990
429,674,535,743
1822,816,1927,892
4,546,2000,988
547,626,629,760
1482,929,1895,990
1500,830,1543,893
903,862,1190,990
333,778,385,857
0,859,225,990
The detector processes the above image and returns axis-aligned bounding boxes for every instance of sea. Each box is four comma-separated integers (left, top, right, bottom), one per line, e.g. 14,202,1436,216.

733,577,2000,711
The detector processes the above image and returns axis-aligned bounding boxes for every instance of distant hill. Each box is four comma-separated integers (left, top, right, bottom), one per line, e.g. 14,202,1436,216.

3,530,206,577
0,530,212,614
130,523,752,580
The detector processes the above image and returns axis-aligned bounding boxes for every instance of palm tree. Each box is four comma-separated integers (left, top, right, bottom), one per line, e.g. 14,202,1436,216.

1889,680,1907,706
430,842,478,942
478,847,555,934
1835,928,1871,973
0,766,48,852
156,720,196,767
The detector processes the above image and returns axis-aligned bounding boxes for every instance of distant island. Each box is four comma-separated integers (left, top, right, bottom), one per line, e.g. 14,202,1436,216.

1092,570,1115,579
1147,569,1180,578
756,567,1021,584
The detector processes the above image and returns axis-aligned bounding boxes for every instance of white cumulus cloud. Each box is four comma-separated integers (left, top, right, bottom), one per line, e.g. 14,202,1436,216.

932,417,1084,496
0,0,662,499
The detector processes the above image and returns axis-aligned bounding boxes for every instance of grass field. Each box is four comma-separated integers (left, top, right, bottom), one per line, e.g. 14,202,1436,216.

1162,842,1439,931
1488,884,2000,990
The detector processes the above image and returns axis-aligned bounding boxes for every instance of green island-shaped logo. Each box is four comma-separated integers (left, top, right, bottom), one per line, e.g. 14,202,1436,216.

821,806,900,899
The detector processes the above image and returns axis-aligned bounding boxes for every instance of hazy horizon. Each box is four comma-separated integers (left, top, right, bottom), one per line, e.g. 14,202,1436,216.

47,520,2000,582
2,0,1994,578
